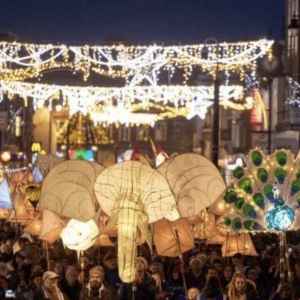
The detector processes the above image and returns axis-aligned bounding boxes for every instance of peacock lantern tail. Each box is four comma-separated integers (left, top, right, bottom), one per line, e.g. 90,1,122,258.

222,148,300,233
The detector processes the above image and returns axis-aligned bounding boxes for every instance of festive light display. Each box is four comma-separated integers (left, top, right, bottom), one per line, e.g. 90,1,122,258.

0,39,273,126
286,76,300,106
0,80,248,125
222,149,300,233
0,39,273,83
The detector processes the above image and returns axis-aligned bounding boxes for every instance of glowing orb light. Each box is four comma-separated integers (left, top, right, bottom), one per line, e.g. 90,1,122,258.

266,205,295,232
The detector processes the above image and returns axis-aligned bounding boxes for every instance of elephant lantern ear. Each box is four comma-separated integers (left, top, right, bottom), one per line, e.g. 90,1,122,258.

39,160,105,222
94,161,179,283
157,153,226,218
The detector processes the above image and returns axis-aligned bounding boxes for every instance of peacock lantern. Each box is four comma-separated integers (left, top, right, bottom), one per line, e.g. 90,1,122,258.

222,148,300,233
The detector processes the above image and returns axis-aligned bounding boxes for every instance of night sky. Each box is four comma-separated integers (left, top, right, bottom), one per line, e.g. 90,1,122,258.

0,0,285,45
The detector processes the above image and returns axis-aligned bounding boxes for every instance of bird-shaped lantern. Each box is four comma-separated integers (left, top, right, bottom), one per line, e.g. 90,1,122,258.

222,149,300,233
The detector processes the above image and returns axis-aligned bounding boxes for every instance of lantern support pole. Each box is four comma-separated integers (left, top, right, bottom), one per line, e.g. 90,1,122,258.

279,232,285,283
174,224,187,296
283,233,293,282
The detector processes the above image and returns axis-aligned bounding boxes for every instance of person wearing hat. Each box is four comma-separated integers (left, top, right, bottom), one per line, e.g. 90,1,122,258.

80,265,117,300
185,257,206,291
33,270,69,300
19,271,43,299
118,256,156,300
60,266,82,300
103,252,122,291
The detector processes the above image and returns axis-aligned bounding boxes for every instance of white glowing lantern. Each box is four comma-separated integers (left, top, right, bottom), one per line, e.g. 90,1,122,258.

60,219,99,251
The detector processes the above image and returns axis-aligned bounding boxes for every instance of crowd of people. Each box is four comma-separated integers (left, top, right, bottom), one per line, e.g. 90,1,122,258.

0,228,299,300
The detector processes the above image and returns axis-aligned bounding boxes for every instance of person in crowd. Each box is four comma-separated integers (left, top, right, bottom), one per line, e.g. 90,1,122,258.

102,251,122,292
205,267,219,282
0,261,9,291
0,286,5,300
220,264,234,290
15,276,32,300
151,256,165,273
13,249,32,279
245,264,269,300
24,271,43,298
80,265,117,300
150,261,164,274
33,270,69,300
209,249,222,266
227,271,258,300
196,254,209,273
118,256,156,300
18,237,30,250
31,262,44,275
60,265,82,300
54,261,65,286
77,256,96,284
269,282,293,300
62,247,77,266
183,287,200,300
212,259,224,279
165,264,185,300
0,237,12,263
185,257,206,290
231,253,245,273
196,275,224,300
151,270,172,300
245,266,257,283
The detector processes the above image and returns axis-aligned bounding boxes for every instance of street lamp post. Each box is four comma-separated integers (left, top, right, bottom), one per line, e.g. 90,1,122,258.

202,38,220,168
212,74,220,167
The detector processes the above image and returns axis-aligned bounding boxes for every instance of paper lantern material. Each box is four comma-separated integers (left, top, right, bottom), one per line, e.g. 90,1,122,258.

0,178,13,210
205,234,226,245
93,234,114,247
94,160,179,283
103,153,116,168
24,215,42,236
151,218,194,257
157,153,226,218
39,209,66,244
207,196,231,216
221,233,258,257
40,183,96,222
0,209,10,220
8,190,31,223
191,212,217,240
40,160,105,222
61,219,99,251
12,242,21,254
222,149,300,233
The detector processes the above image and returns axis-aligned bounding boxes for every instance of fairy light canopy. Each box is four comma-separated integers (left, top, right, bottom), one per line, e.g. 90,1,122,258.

0,80,248,126
0,39,273,83
0,39,273,125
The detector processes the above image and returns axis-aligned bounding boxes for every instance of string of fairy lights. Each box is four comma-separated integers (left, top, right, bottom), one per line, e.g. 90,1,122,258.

0,81,249,125
286,76,300,106
0,38,274,125
0,39,273,83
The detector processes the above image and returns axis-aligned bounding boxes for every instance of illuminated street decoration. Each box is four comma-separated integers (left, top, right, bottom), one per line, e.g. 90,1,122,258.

185,97,212,119
286,76,300,106
0,39,273,83
0,80,246,125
